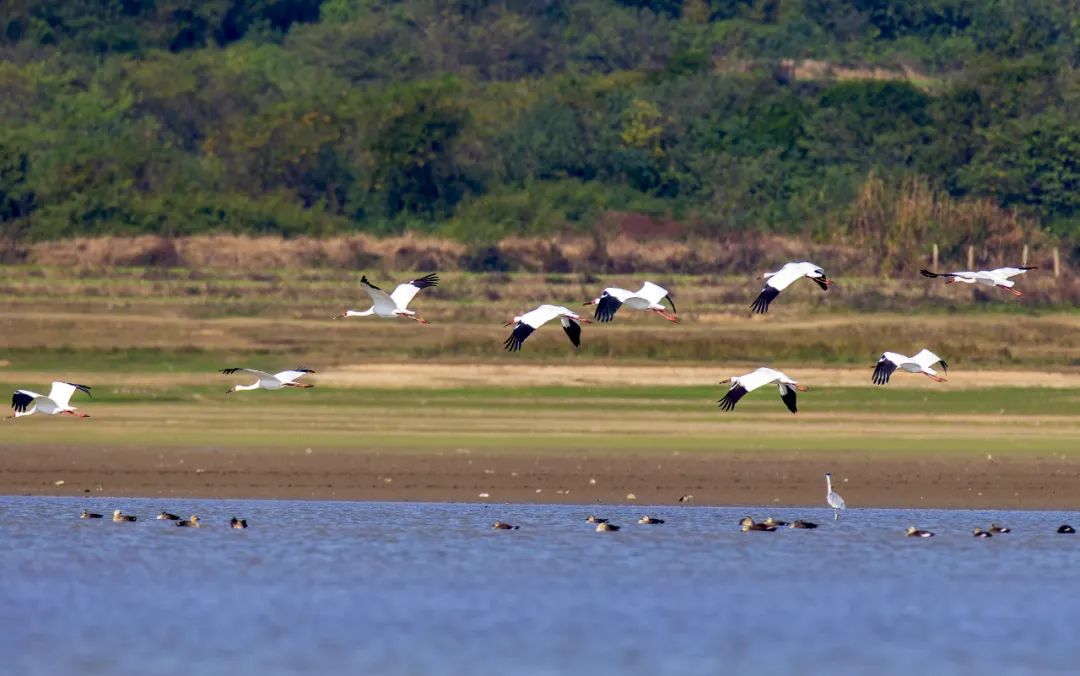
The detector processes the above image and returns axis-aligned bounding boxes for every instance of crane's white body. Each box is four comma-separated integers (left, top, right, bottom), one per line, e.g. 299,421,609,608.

826,472,846,520
751,261,831,313
873,349,948,384
763,262,828,290
222,368,315,394
921,266,1034,296
718,367,807,414
585,281,677,322
336,273,438,322
7,382,91,419
504,304,591,351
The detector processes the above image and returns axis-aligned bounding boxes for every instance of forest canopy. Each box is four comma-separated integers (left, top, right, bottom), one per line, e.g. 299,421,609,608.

1,0,1078,253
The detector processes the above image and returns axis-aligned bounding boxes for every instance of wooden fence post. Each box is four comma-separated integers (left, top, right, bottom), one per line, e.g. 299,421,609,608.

1022,244,1028,267
932,243,938,270
967,245,974,271
1053,248,1060,278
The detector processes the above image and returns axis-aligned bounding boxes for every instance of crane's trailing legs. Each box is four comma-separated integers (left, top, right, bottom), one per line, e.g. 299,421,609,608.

650,308,679,323
997,285,1023,297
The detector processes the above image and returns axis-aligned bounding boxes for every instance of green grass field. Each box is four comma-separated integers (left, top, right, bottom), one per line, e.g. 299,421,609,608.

3,379,1077,456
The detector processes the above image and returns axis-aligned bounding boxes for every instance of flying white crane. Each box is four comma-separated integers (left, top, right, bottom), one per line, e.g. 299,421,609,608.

504,304,591,352
221,368,315,394
333,273,439,323
920,266,1035,297
584,282,678,323
872,349,948,384
6,382,92,419
825,472,845,520
750,261,832,314
717,367,807,414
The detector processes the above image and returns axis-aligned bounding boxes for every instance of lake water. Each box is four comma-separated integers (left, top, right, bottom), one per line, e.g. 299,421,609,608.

2,497,1079,675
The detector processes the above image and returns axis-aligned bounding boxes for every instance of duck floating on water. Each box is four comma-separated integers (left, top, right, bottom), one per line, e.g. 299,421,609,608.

906,526,934,538
112,510,136,522
740,517,777,532
176,515,201,528
230,517,248,529
789,520,818,529
80,509,103,519
988,523,1011,534
762,517,788,527
157,511,180,520
585,515,608,524
1058,524,1075,534
638,516,665,525
972,528,992,538
492,521,519,530
596,522,620,532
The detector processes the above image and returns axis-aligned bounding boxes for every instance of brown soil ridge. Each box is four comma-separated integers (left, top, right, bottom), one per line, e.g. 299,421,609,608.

5,445,1080,511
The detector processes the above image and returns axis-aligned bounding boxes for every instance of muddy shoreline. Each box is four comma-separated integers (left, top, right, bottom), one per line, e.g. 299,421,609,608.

4,445,1079,511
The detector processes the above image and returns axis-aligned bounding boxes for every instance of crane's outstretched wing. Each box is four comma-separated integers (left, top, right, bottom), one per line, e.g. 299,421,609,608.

636,282,676,314
503,323,535,352
390,272,439,310
48,382,92,407
220,368,275,379
11,390,41,413
274,368,316,383
991,266,1036,279
872,356,897,385
561,317,582,347
778,383,798,413
912,350,947,372
594,292,623,322
718,384,748,411
750,286,781,314
360,276,398,313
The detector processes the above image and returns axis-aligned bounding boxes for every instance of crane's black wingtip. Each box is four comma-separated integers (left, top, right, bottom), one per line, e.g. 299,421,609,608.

919,269,939,278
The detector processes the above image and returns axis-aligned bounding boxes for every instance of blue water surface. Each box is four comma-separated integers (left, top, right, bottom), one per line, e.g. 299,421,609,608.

2,496,1079,676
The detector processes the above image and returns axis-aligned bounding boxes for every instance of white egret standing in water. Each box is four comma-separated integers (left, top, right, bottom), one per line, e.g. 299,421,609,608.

825,472,846,520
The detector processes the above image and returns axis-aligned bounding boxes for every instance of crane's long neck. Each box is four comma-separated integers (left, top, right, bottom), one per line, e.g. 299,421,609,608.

346,308,376,317
826,474,833,494
233,383,261,392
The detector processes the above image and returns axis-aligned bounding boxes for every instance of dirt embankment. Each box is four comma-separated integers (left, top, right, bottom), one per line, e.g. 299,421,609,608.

5,445,1080,511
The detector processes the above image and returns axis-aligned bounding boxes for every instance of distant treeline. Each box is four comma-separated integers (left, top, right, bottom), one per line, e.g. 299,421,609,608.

1,1,1078,258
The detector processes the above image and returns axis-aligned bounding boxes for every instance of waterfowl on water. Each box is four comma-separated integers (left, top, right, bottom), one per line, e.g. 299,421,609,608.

738,516,755,527
789,520,818,529
157,511,180,520
596,522,620,532
81,509,103,519
906,526,934,538
741,522,777,532
492,521,519,530
988,523,1011,534
585,515,608,524
1058,524,1075,534
638,515,665,525
112,510,136,522
972,528,992,538
176,515,201,528
230,517,248,529
762,517,788,527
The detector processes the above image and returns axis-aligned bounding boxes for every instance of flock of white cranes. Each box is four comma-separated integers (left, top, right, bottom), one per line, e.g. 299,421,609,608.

6,261,1036,420
5,260,1038,519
